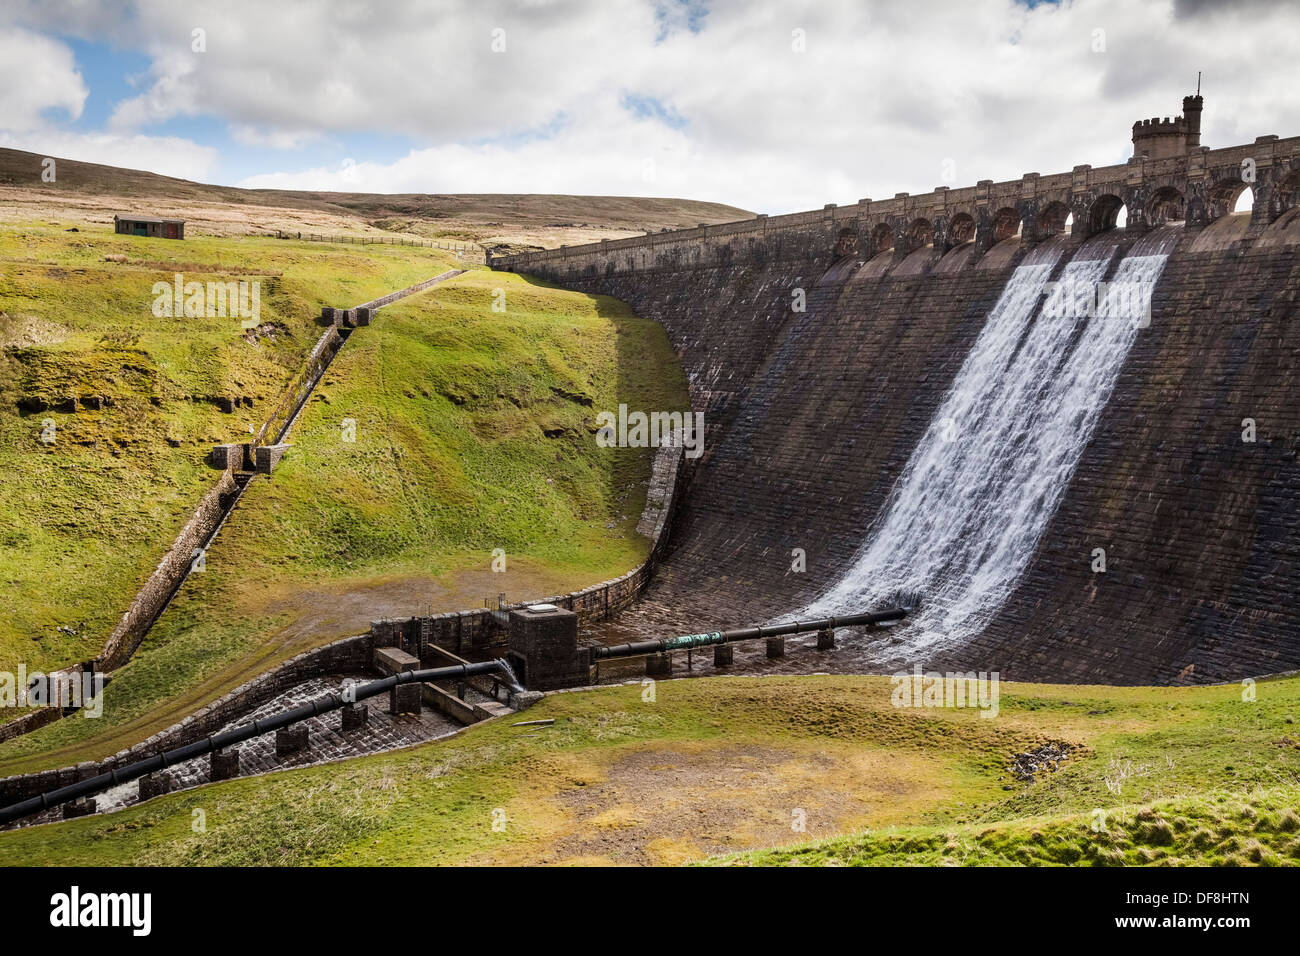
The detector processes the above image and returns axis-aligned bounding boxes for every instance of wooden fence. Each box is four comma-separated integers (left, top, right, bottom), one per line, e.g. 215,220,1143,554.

273,230,483,260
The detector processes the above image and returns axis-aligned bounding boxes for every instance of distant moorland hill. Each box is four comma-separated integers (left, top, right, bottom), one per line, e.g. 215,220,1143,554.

0,147,753,251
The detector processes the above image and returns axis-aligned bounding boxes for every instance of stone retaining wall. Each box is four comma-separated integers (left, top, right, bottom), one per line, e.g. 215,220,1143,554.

98,469,241,670
0,634,371,807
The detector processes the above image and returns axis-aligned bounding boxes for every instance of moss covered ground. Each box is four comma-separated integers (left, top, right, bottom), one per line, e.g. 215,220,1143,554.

0,221,688,772
1,672,1294,866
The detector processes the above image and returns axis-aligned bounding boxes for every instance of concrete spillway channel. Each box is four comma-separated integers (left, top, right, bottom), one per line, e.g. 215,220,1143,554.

0,658,519,826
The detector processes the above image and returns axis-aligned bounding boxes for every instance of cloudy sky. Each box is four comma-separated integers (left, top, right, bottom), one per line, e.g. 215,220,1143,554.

2,0,1297,214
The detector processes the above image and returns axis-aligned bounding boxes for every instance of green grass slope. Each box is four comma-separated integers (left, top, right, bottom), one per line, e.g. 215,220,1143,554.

0,267,689,773
0,221,455,677
1,674,1295,866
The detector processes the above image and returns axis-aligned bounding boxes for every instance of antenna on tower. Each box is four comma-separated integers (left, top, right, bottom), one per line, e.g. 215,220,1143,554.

1197,71,1201,95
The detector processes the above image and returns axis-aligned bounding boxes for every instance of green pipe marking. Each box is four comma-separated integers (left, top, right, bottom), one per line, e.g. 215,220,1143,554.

663,632,725,650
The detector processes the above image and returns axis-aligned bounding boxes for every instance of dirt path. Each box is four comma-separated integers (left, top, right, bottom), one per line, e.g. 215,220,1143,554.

466,738,953,866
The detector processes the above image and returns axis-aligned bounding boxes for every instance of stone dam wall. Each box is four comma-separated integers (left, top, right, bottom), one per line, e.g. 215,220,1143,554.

492,162,1300,685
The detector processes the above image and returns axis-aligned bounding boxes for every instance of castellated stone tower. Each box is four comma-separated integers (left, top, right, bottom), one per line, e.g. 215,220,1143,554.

1132,93,1204,160
1182,93,1203,148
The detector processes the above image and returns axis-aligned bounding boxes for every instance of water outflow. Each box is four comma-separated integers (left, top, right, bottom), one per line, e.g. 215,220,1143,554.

802,227,1180,650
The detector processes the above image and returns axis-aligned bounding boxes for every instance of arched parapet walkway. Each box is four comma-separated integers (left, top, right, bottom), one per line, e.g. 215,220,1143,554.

887,216,910,261
1011,192,1072,246
1081,192,1128,238
1032,199,1073,240
867,221,894,259
832,226,859,259
491,134,1300,281
992,206,1022,243
1145,184,1187,226
1117,179,1184,232
942,212,976,250
972,205,1022,259
907,217,935,252
1259,160,1300,226
1184,174,1253,228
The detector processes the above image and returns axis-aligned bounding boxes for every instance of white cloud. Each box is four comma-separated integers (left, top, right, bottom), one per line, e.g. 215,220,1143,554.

4,0,1300,212
106,49,201,131
0,27,87,128
228,124,324,151
0,25,215,182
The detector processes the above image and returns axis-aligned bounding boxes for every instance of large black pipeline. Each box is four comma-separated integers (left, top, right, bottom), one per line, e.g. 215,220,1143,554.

591,607,909,660
0,659,518,827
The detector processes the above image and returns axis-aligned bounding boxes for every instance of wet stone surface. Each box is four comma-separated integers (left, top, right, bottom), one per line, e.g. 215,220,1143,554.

584,620,907,683
20,673,488,827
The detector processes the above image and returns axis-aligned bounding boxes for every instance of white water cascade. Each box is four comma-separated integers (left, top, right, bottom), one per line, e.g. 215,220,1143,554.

802,227,1179,650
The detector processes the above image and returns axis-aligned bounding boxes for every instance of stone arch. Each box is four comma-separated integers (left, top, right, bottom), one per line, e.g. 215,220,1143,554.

906,217,934,252
1146,185,1187,226
1207,178,1253,219
992,207,1021,242
1037,201,1071,238
1276,167,1300,213
1086,194,1127,235
833,226,859,258
947,212,976,246
869,222,894,257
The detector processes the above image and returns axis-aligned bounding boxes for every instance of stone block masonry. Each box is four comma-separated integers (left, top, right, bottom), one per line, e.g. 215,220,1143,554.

98,468,242,671
341,703,368,731
275,725,309,757
389,682,422,715
138,772,171,801
254,442,290,474
490,143,1300,685
0,633,372,807
506,605,585,690
63,799,95,820
210,749,240,781
207,443,243,470
373,646,420,676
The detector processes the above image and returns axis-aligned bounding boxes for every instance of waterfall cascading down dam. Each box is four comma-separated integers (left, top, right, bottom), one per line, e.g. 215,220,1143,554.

497,202,1300,684
800,227,1181,654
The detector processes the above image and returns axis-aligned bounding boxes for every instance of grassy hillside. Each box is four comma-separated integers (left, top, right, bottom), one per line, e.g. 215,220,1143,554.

0,267,690,773
0,220,454,677
2,674,1295,866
